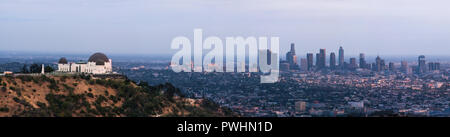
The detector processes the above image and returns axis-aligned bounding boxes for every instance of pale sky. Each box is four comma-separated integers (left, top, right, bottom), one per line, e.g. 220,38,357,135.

1,0,450,56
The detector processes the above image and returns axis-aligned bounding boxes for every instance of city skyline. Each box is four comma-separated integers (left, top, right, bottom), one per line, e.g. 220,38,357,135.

276,43,447,77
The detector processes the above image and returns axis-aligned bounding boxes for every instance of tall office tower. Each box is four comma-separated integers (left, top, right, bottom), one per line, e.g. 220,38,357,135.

319,49,326,69
401,61,408,73
350,58,357,70
300,58,307,71
338,46,344,68
292,56,298,69
280,62,290,71
372,63,377,71
290,43,295,54
418,55,426,74
428,62,441,71
389,62,395,71
381,60,386,71
366,63,372,70
428,62,435,71
286,43,298,69
375,56,382,72
286,52,292,63
330,52,336,70
307,53,314,71
359,53,366,69
316,53,320,69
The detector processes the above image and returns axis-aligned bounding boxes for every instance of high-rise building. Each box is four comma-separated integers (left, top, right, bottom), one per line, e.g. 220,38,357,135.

389,62,395,71
428,62,441,71
401,61,408,73
286,43,298,69
338,46,344,68
418,55,426,74
435,62,441,70
366,63,372,70
372,62,377,71
428,62,434,71
307,53,314,71
380,60,386,71
319,49,326,69
316,53,320,69
359,53,366,69
300,58,307,71
290,43,295,54
375,56,382,72
280,62,290,71
350,58,357,70
330,52,336,70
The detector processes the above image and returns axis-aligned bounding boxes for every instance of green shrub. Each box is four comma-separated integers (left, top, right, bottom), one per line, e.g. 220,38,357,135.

0,107,9,112
37,101,46,108
87,93,94,98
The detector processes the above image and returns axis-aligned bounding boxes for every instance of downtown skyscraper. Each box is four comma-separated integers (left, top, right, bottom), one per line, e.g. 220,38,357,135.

350,58,357,70
330,52,336,70
307,53,314,71
300,58,307,71
286,43,298,69
375,56,382,72
428,62,440,71
359,53,366,69
418,55,426,74
318,49,326,69
338,46,344,68
401,61,408,73
316,53,320,70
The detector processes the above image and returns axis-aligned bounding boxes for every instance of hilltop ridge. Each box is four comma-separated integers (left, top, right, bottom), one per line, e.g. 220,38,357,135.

0,75,237,117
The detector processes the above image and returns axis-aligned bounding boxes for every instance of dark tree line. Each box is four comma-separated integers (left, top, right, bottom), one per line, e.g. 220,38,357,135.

21,64,54,73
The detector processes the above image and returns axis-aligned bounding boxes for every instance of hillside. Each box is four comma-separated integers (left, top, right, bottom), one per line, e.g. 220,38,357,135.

0,75,237,117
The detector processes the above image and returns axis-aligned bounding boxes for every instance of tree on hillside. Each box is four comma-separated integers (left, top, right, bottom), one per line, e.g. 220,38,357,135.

29,64,41,73
21,64,29,73
44,66,54,73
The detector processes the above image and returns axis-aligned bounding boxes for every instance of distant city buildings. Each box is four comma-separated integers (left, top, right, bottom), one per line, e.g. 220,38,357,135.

307,53,314,71
300,58,307,71
318,49,326,69
279,45,441,76
330,52,336,70
338,46,345,68
401,61,408,72
286,43,299,70
359,53,366,69
428,62,440,71
375,56,382,72
315,53,320,70
295,101,307,112
418,55,427,74
389,62,395,71
349,58,357,70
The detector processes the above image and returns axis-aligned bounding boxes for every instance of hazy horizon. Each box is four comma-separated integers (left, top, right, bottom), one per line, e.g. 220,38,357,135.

1,50,449,64
1,0,450,56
